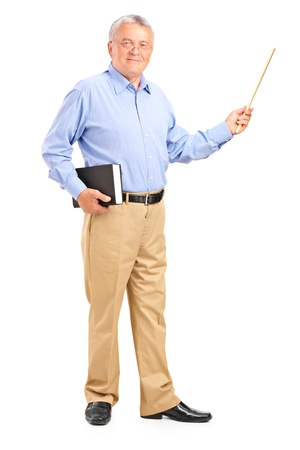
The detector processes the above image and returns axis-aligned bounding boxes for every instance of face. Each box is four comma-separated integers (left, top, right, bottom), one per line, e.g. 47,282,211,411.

108,23,153,83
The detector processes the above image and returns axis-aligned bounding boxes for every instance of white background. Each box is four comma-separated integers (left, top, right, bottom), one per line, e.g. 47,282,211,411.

1,1,299,448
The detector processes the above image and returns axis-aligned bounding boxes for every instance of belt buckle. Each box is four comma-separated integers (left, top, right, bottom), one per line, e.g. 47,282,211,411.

145,193,149,205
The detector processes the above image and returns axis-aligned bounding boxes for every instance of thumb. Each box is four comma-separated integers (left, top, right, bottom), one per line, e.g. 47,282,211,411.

238,105,248,114
94,189,111,203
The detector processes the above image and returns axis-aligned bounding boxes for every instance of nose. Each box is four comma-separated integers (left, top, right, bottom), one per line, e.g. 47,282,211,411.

130,45,140,54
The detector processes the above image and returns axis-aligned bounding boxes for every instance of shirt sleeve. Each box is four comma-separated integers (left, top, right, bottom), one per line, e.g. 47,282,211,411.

41,88,89,200
162,92,233,164
167,121,233,164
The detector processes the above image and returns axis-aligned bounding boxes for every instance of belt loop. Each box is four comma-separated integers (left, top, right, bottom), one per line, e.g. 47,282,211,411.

125,192,129,205
145,193,149,205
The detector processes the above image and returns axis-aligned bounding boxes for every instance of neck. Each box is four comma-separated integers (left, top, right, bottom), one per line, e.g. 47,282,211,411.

128,76,141,90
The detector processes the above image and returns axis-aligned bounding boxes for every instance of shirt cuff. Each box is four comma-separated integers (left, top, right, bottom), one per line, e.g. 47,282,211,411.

208,121,233,146
65,175,87,200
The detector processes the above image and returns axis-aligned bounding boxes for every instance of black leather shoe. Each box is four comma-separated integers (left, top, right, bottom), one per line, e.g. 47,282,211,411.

85,402,112,425
141,401,212,423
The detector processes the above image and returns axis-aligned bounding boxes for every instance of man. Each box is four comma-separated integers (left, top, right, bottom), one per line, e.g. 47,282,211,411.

41,14,252,426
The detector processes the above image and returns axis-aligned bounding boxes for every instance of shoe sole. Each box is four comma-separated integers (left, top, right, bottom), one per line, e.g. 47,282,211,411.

141,413,212,422
85,417,111,425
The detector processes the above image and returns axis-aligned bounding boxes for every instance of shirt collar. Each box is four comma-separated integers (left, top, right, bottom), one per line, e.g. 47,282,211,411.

108,62,151,94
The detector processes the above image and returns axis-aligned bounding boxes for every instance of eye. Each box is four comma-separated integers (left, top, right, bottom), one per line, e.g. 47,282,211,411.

122,41,132,48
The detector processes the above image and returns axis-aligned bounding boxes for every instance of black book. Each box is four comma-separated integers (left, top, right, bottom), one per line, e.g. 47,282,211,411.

72,164,123,208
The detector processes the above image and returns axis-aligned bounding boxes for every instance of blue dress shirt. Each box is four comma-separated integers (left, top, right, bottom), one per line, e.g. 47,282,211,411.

42,62,233,200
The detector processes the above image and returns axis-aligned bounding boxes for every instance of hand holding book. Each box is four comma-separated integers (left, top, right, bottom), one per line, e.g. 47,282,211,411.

77,188,112,213
72,164,123,212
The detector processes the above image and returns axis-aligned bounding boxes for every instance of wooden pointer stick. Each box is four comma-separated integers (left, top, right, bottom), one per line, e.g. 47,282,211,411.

236,48,276,133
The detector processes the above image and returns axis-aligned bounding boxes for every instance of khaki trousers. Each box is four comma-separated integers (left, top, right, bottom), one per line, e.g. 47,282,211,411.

81,198,180,416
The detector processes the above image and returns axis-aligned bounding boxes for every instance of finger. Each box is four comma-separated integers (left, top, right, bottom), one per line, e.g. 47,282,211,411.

93,189,111,203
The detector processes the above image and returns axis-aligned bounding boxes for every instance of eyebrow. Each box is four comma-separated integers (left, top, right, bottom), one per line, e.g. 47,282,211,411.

120,39,149,43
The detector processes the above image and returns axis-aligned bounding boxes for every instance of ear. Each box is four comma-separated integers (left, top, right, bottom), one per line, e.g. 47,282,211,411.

107,41,113,57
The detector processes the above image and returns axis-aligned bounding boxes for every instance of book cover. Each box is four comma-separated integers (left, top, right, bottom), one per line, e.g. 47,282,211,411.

72,164,123,208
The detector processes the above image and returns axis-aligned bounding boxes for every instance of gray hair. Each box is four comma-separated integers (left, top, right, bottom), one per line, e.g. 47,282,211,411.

108,14,154,46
